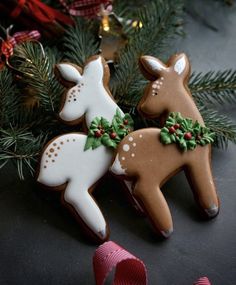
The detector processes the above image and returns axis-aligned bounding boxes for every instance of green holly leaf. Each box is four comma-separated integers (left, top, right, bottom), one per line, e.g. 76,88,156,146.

101,117,110,131
160,132,172,144
123,113,134,130
187,140,197,150
179,138,187,151
101,133,118,149
170,134,176,142
113,109,123,125
92,137,102,149
90,117,101,130
84,136,94,151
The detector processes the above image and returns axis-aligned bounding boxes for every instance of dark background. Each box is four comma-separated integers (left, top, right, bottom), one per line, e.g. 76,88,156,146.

1,1,236,284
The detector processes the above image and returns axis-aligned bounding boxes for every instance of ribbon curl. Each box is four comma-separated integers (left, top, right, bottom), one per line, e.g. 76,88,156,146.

0,27,41,69
93,241,212,285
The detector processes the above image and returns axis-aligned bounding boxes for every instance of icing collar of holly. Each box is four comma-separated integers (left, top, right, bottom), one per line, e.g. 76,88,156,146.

84,109,134,150
160,112,215,151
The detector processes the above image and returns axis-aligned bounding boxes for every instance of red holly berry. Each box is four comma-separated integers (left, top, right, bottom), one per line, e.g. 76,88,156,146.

168,126,176,134
174,123,180,129
110,132,117,139
95,130,102,138
184,132,192,140
123,119,129,125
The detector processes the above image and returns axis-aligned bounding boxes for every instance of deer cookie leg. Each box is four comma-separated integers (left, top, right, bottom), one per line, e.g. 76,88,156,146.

186,160,219,218
63,181,109,242
123,180,145,215
133,179,173,238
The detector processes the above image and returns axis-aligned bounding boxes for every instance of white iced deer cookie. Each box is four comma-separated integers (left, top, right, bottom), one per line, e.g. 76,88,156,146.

37,56,121,243
37,55,140,243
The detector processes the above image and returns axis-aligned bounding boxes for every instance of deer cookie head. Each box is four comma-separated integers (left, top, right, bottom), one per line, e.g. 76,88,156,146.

138,53,190,118
55,55,110,124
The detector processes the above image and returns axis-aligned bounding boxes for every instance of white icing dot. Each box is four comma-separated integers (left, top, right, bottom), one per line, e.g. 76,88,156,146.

161,77,164,80
160,82,163,85
157,86,160,89
133,143,136,147
123,144,130,152
131,153,135,157
153,84,157,88
128,137,134,142
122,157,125,160
139,134,143,138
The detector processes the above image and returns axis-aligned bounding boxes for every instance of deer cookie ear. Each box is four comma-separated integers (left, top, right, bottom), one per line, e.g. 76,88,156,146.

55,63,82,85
139,56,167,80
171,53,190,76
83,56,107,83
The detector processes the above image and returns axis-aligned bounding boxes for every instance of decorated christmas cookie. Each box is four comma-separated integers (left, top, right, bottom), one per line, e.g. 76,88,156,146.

110,53,219,238
37,55,136,243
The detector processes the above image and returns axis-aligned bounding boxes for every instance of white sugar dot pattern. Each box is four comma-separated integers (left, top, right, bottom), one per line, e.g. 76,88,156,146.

128,137,134,142
133,143,136,147
122,157,125,160
139,134,143,138
123,144,130,152
131,153,135,157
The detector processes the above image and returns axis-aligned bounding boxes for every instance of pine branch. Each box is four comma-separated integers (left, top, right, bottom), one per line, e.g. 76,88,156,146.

200,107,236,149
190,70,236,106
12,42,64,112
111,0,184,106
63,18,101,66
0,126,46,179
0,67,19,126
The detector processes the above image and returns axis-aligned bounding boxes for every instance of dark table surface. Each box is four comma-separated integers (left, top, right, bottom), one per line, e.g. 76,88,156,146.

1,1,236,284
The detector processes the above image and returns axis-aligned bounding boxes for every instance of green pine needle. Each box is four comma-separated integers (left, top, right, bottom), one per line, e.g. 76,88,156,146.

111,0,184,105
0,126,46,179
200,107,236,149
190,70,236,106
0,68,19,126
63,18,101,66
12,42,63,112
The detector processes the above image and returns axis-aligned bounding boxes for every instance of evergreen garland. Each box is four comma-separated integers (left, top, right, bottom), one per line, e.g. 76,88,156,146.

0,0,235,179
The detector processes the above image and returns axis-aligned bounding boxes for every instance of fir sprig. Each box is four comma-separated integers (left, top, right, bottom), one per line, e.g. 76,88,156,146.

112,0,184,105
0,68,19,126
190,70,236,106
200,107,236,149
12,42,63,112
63,18,101,66
0,126,46,179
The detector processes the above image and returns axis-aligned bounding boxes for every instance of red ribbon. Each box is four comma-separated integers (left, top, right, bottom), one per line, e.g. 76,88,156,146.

1,30,40,59
59,0,112,18
93,241,212,285
93,241,148,285
194,277,211,285
11,0,74,25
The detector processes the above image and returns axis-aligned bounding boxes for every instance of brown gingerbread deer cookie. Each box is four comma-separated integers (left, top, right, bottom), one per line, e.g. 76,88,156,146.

110,53,219,238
